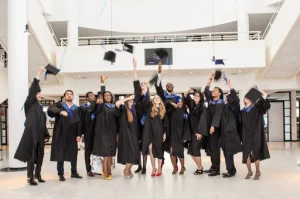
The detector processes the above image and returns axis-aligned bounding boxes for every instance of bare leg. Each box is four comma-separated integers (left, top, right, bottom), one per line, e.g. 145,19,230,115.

107,157,112,176
157,159,163,174
254,160,261,180
245,155,253,179
148,144,156,175
124,163,132,178
179,158,186,174
103,157,108,178
170,147,178,174
191,156,203,170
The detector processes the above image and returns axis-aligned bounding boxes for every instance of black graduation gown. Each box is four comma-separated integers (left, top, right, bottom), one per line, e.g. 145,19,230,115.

183,94,209,157
92,103,118,157
116,105,140,165
240,97,271,163
80,104,95,152
133,80,150,147
14,78,50,163
47,102,81,162
220,89,242,156
204,86,224,157
142,103,169,160
155,81,178,152
169,107,191,158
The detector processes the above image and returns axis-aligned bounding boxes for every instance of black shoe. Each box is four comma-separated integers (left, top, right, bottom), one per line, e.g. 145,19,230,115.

27,178,38,186
204,168,213,174
135,166,142,173
59,175,65,181
71,173,83,179
141,168,146,175
222,172,235,178
87,172,95,177
208,171,220,177
35,176,46,182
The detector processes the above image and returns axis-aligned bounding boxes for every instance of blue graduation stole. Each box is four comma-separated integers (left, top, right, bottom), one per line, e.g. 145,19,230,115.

24,104,44,126
82,103,96,120
140,91,149,125
183,113,188,120
61,102,78,121
105,103,115,109
209,98,224,105
242,105,253,113
164,90,181,103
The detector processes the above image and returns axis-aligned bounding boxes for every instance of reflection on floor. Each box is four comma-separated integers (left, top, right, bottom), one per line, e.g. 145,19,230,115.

0,142,300,199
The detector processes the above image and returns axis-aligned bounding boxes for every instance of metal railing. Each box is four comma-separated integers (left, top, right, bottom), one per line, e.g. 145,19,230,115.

60,31,261,46
262,0,285,39
36,0,59,46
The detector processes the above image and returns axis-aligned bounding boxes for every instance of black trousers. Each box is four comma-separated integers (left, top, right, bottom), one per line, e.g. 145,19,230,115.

57,159,77,176
84,142,93,172
208,131,221,171
223,152,236,174
27,148,44,179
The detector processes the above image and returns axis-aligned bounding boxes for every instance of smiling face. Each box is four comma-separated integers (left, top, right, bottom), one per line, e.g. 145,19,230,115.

140,82,148,94
103,91,113,103
87,92,95,102
36,92,42,101
212,87,222,98
194,92,201,104
166,83,174,93
244,97,251,106
153,95,161,105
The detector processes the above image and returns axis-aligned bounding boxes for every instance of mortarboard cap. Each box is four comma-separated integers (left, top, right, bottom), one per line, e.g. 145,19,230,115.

191,86,202,93
44,64,60,80
214,70,222,81
154,49,168,60
123,43,134,54
149,74,159,87
245,88,262,103
104,51,116,63
215,59,225,65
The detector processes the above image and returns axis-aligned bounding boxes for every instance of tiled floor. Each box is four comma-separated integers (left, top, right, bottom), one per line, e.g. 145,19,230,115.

0,142,300,199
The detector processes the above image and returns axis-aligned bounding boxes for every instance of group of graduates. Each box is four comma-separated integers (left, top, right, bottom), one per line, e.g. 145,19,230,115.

14,60,271,186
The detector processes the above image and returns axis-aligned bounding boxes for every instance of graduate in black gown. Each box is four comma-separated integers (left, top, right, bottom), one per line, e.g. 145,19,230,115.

14,67,50,186
168,98,191,175
132,59,150,174
142,94,168,177
241,87,270,180
154,62,180,171
220,79,242,178
115,94,140,179
91,77,118,180
204,73,225,176
47,90,82,181
183,88,209,175
80,91,96,177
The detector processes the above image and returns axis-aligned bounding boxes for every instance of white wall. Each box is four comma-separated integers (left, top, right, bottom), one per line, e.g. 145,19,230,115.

28,0,58,64
265,0,281,6
39,0,53,15
56,40,266,73
47,0,275,33
0,62,8,103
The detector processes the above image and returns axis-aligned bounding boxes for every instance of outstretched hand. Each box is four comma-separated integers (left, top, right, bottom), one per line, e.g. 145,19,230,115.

158,62,162,74
133,58,137,69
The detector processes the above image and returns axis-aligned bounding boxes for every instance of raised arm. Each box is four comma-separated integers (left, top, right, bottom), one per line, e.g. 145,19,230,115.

204,73,215,100
24,67,44,115
227,79,240,113
154,62,165,100
116,95,135,109
133,80,141,104
133,58,138,80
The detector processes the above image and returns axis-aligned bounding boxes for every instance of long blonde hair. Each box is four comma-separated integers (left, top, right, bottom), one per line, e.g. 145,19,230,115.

150,95,166,119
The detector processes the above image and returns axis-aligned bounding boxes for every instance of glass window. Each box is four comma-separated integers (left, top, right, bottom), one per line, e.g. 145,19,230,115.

285,133,291,141
285,117,291,125
284,101,290,108
284,109,290,117
285,125,291,133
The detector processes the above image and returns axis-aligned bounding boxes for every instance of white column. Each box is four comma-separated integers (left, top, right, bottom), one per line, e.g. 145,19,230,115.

237,0,249,40
7,0,28,168
73,93,80,106
291,91,297,141
239,90,248,110
67,0,78,46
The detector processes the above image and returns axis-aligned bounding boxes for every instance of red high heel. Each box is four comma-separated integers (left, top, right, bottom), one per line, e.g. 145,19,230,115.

151,169,157,177
155,172,162,177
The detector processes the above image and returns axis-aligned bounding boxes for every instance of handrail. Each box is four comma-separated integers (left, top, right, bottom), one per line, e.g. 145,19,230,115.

36,0,59,46
60,31,261,46
262,0,285,39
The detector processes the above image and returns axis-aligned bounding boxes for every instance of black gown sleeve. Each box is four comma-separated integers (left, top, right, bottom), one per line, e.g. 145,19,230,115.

24,78,41,116
133,80,141,104
183,94,194,110
163,113,169,136
155,82,166,101
182,114,191,141
255,97,271,115
204,86,212,101
211,104,223,128
47,102,62,118
198,106,209,136
101,85,106,94
228,89,240,113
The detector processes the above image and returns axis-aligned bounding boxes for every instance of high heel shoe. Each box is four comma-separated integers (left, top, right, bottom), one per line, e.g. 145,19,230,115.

172,165,178,175
254,171,261,180
193,168,203,175
179,167,186,175
155,172,162,177
245,171,253,179
123,170,133,179
151,169,157,177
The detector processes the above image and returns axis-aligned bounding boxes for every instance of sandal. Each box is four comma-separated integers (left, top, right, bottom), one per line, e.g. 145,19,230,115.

245,171,253,179
193,168,203,175
179,167,186,175
254,171,261,180
172,165,178,175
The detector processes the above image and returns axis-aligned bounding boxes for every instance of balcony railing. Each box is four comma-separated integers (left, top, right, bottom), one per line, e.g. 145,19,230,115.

60,31,261,46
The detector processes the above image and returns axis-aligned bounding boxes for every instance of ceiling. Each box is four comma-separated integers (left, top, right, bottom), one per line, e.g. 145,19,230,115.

50,13,272,41
264,15,300,78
